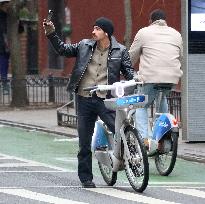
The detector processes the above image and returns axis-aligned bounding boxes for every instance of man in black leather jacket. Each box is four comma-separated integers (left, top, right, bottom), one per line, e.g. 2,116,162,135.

43,17,133,188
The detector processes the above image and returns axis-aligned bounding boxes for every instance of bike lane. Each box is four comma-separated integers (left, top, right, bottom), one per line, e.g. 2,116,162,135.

0,125,205,187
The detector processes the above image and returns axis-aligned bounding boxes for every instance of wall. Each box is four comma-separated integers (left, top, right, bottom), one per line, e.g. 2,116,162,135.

38,0,181,76
181,0,205,141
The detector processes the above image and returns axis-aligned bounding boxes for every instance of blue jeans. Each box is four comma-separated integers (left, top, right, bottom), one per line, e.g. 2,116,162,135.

134,84,170,139
77,94,115,182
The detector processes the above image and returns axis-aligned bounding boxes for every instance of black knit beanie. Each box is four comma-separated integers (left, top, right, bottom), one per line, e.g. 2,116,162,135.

94,17,114,38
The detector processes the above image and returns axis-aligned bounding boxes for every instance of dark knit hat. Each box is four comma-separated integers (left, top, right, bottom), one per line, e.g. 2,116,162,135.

94,17,114,37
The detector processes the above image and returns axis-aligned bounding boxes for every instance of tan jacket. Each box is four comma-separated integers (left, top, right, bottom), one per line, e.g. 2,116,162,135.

129,20,183,84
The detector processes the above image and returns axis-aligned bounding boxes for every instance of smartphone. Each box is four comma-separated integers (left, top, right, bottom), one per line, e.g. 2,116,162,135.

46,10,54,22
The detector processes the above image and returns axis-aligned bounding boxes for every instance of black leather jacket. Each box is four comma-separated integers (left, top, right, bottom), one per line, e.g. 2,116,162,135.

47,32,134,93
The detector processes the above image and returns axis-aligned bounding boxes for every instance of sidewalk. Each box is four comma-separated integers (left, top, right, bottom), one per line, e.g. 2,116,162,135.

0,108,205,163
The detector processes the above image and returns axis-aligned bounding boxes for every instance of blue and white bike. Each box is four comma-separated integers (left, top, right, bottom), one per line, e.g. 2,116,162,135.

130,84,179,176
83,79,149,192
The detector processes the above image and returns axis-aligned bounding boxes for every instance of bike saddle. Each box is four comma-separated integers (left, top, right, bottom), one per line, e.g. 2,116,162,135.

153,83,173,91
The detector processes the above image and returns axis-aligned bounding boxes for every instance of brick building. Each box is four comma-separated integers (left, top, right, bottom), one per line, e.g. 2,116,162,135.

31,0,181,77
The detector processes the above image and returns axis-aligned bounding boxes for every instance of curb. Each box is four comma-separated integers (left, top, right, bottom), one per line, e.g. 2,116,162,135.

178,154,205,164
0,119,76,138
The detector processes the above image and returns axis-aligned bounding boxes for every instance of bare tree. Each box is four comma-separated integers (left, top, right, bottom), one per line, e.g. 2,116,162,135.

7,0,28,107
124,0,132,49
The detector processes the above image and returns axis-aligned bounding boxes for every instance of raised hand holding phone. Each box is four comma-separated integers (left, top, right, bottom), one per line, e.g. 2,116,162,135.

43,10,55,35
46,10,54,23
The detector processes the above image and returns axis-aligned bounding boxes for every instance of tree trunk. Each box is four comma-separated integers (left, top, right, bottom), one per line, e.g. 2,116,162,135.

124,0,132,49
8,0,28,107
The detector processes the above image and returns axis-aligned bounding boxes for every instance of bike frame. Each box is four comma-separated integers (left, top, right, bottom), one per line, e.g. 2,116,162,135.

87,80,149,192
90,81,148,172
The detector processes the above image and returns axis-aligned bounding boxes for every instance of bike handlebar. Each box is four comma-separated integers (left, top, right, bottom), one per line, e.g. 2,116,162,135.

83,80,144,96
83,86,98,91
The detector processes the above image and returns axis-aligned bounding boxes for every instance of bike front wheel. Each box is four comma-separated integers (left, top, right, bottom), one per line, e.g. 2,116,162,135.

123,126,149,192
155,131,178,176
98,162,117,186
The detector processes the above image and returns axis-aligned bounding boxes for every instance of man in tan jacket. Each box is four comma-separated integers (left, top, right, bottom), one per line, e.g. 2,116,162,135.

129,9,183,141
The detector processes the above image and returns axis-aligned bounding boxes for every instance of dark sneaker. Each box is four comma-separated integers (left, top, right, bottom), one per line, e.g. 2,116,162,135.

81,180,96,188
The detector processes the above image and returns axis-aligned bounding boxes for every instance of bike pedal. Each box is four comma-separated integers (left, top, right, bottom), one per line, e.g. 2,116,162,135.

147,139,158,155
95,146,107,151
143,138,149,150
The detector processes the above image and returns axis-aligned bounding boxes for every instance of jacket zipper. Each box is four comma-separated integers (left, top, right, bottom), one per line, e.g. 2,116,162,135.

107,49,112,85
110,57,120,60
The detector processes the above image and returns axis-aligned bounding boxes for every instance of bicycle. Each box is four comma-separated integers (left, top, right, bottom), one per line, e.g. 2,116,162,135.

129,84,179,176
83,79,149,192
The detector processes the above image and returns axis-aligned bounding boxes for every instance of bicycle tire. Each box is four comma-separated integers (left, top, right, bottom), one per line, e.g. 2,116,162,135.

123,125,149,192
155,131,178,176
98,162,117,186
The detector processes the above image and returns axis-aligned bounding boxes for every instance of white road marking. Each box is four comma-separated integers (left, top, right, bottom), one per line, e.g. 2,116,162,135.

169,188,205,198
54,138,78,142
149,186,205,189
0,188,88,204
0,156,13,159
0,153,75,172
0,163,42,167
149,182,205,185
0,171,67,173
0,185,204,190
0,186,80,189
55,157,77,162
87,188,181,204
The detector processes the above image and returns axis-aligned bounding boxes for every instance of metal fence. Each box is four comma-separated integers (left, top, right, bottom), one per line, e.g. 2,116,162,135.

167,90,181,122
0,76,70,107
57,90,182,129
0,77,182,125
150,90,182,124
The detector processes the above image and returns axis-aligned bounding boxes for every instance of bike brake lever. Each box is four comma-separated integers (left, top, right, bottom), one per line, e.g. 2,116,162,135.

90,89,98,93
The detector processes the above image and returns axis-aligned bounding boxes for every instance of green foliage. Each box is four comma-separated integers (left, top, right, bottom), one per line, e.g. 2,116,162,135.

19,6,37,21
62,24,72,37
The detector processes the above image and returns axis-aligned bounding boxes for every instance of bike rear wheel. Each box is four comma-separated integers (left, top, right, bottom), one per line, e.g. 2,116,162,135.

155,131,178,176
123,126,149,192
98,162,117,186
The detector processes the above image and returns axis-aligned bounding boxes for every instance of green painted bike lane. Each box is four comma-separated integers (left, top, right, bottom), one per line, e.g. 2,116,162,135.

0,125,205,187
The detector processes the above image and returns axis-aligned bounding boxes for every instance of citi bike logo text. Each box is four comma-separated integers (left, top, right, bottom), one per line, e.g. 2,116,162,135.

159,121,168,128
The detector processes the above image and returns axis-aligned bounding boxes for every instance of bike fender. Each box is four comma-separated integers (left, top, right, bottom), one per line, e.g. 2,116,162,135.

152,113,178,141
171,127,179,133
91,120,109,150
